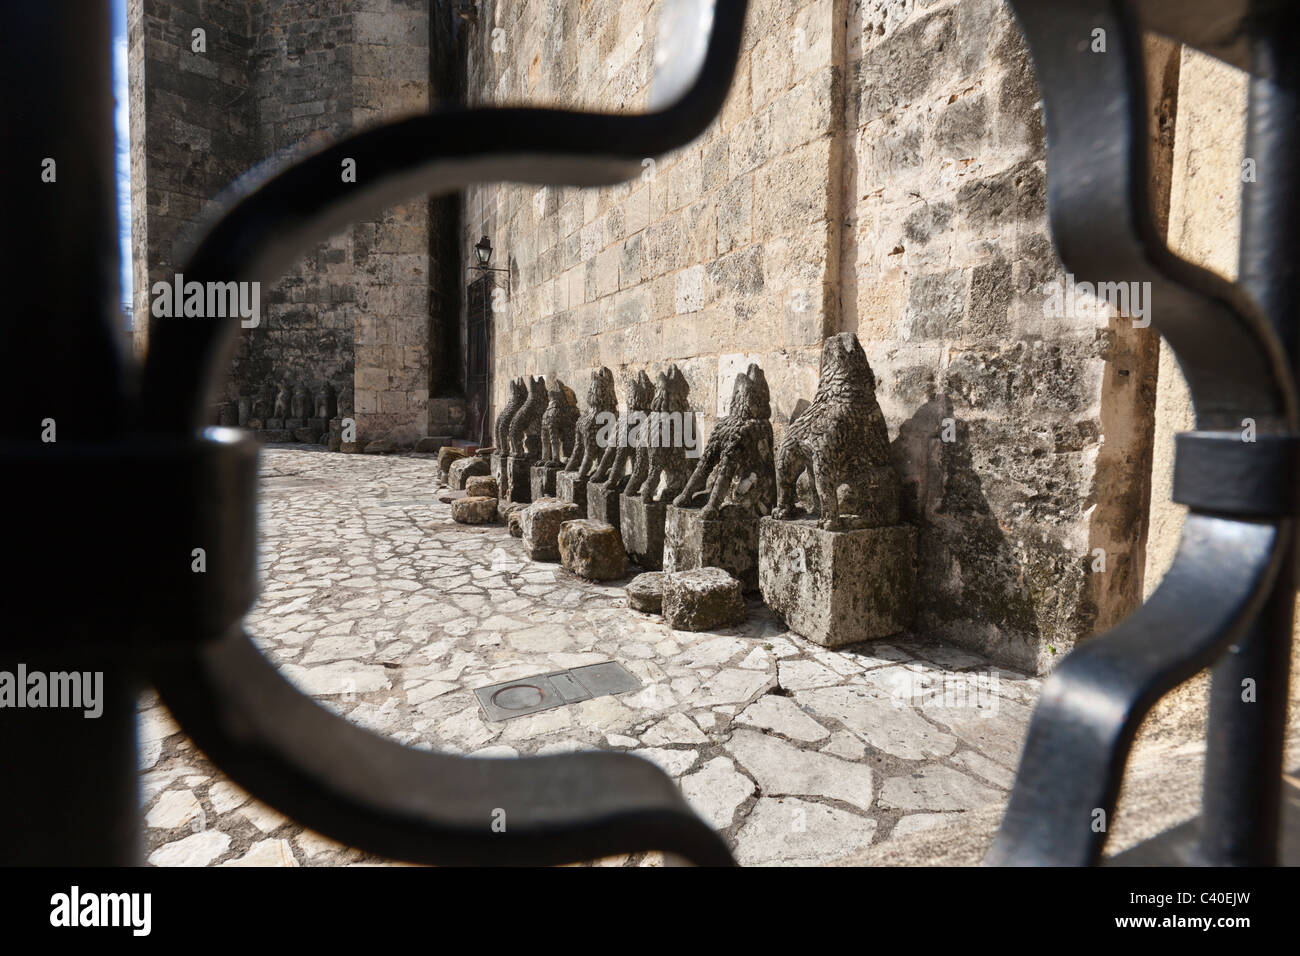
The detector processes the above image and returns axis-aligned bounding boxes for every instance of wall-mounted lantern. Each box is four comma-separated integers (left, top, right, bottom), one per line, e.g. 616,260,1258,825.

469,235,509,278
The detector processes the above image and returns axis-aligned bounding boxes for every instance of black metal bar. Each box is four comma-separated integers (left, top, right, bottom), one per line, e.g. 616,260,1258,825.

1198,3,1300,866
0,3,140,867
1,0,753,868
987,0,1299,865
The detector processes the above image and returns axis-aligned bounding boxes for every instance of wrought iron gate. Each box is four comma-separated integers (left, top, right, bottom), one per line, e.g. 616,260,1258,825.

1,0,1295,867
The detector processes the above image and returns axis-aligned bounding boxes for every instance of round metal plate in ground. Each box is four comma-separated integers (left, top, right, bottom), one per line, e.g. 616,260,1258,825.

492,684,545,711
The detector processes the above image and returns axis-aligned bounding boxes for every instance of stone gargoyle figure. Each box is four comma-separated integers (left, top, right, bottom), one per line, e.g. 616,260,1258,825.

273,381,292,419
291,381,311,419
772,332,898,531
494,376,527,454
591,369,654,490
314,380,336,420
626,364,692,504
564,366,617,479
673,363,776,519
539,378,579,467
252,382,275,420
508,374,547,459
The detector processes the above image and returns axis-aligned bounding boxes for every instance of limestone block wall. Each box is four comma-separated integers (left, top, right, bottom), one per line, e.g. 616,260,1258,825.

230,1,358,414
464,0,841,448
128,0,253,364
465,0,1161,673
844,0,1158,671
131,0,461,444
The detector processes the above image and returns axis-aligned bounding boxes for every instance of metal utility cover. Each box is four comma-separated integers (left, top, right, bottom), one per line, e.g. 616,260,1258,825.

474,676,563,721
474,662,640,722
548,671,594,703
569,661,642,697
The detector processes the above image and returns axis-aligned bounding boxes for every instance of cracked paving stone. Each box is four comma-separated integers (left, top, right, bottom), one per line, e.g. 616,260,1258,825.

734,797,877,866
634,747,700,777
878,765,1003,812
680,756,756,829
777,659,841,690
735,695,830,743
221,839,300,867
148,830,231,867
892,812,964,838
727,730,875,812
641,712,709,745
146,789,202,829
794,685,957,760
697,668,771,707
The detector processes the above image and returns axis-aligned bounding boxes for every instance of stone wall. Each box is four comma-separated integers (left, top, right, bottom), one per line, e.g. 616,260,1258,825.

843,0,1159,671
128,0,253,364
463,0,1160,672
131,0,465,444
464,0,840,449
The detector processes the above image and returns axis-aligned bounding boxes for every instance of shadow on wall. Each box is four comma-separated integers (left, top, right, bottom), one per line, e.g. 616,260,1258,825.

891,395,1068,673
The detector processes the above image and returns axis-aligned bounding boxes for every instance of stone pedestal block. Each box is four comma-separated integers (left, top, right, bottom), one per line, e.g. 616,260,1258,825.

531,464,560,500
505,457,535,503
758,518,916,647
626,572,665,614
449,456,490,490
620,495,668,570
556,472,588,514
522,499,580,561
308,417,329,433
489,452,506,493
499,501,527,537
587,479,623,528
465,475,498,498
451,496,498,525
663,568,747,632
558,519,628,581
663,506,762,592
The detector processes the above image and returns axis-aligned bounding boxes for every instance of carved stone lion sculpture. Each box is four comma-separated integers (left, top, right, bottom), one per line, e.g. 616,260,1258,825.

273,381,291,419
627,364,692,504
494,376,526,454
314,380,336,420
564,366,617,478
673,363,775,519
253,382,275,420
539,378,579,467
508,374,547,459
772,332,898,531
291,381,311,420
592,369,653,490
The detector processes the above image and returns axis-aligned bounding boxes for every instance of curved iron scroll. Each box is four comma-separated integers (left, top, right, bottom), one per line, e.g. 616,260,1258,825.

137,0,752,867
986,0,1299,865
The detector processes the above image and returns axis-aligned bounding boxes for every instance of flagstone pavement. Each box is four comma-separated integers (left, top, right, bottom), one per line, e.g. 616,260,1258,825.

139,446,1044,867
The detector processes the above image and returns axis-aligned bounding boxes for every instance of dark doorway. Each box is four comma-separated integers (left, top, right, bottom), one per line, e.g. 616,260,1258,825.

466,275,492,444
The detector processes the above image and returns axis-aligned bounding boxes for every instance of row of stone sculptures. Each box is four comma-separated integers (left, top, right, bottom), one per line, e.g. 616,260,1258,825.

483,333,916,649
490,362,774,511
216,377,354,446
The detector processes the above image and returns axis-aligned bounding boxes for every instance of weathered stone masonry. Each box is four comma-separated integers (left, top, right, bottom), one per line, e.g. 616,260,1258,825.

464,0,1160,673
130,0,466,443
131,0,1165,675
